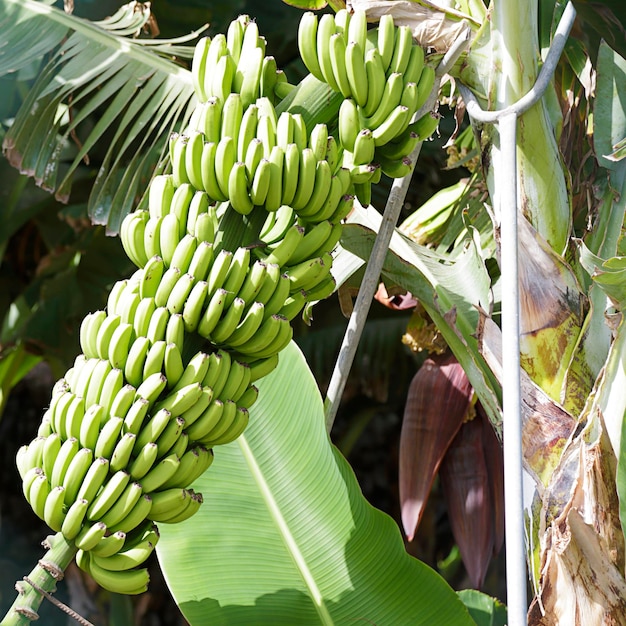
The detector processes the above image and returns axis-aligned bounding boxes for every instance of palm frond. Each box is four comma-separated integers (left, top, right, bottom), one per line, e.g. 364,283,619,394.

0,0,204,233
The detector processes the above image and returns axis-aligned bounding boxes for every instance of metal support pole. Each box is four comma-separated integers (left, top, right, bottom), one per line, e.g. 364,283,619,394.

498,111,527,624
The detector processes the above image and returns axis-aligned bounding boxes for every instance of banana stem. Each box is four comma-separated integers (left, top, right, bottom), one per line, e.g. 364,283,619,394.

0,533,77,626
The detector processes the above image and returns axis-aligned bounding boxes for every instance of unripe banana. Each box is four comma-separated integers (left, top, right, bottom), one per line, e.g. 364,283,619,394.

298,12,324,82
376,14,396,71
139,255,165,300
43,485,67,532
170,234,198,275
236,313,282,357
239,46,265,109
211,52,237,103
229,161,254,215
265,145,285,212
201,141,229,202
316,13,340,92
203,349,232,397
80,311,106,359
226,18,244,65
291,148,317,211
87,470,131,522
197,398,238,445
259,55,278,103
403,43,425,86
154,266,182,309
372,105,412,146
165,312,185,347
329,32,352,99
110,432,137,473
207,405,249,446
221,92,244,145
186,191,210,237
260,273,291,321
108,322,135,370
62,447,94,505
182,279,209,333
263,223,304,266
139,453,181,493
90,530,127,558
120,210,149,269
94,416,124,460
143,216,164,260
78,551,150,595
215,135,236,200
50,437,79,488
237,103,259,162
27,473,51,522
297,160,333,218
42,433,62,480
200,97,223,145
76,457,110,503
129,442,159,480
256,113,276,159
250,157,271,206
107,280,128,318
155,416,185,458
197,287,229,338
390,25,413,75
146,306,170,344
61,498,89,540
110,384,137,420
107,493,152,535
245,137,265,179
363,47,387,118
170,133,191,188
135,372,168,408
64,395,87,442
75,521,108,552
148,488,193,521
191,36,211,101
92,532,156,571
123,397,150,437
246,353,280,382
281,143,300,207
237,383,259,409
100,481,144,529
260,204,294,245
124,336,151,388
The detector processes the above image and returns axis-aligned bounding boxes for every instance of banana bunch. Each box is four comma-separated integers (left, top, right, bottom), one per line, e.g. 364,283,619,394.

298,9,439,206
16,10,444,597
191,14,289,108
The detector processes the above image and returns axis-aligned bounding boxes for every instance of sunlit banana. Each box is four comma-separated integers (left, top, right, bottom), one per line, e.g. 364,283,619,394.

120,210,149,269
197,398,238,445
170,234,198,275
203,349,232,398
42,433,62,480
256,113,276,159
75,521,108,552
191,36,211,101
362,71,404,130
298,12,324,82
236,313,282,357
90,529,127,558
50,436,79,489
154,266,181,309
187,239,215,282
376,14,396,71
215,135,236,200
207,406,249,446
129,442,159,480
229,161,254,215
139,453,181,493
264,145,285,212
239,45,264,109
110,432,137,473
237,103,259,162
146,306,170,344
61,498,89,540
201,141,228,202
135,372,168,408
297,160,333,218
76,457,110,503
170,133,191,188
372,104,411,146
249,157,271,206
290,147,317,211
80,311,106,359
246,353,279,382
27,473,51,522
197,287,229,338
207,249,233,294
259,204,294,245
186,190,210,237
159,212,182,266
181,279,208,333
91,531,156,571
200,96,223,145
263,223,305,266
100,481,144,529
413,65,437,114
162,445,214,490
248,313,293,358
94,416,124,460
43,485,66,532
362,47,387,118
316,13,340,92
389,25,413,76
185,398,224,442
403,43,425,86
329,32,351,99
123,397,150,437
210,297,246,345
211,52,237,103
259,55,278,103
260,272,290,320
107,492,152,535
287,220,333,265
62,446,94,505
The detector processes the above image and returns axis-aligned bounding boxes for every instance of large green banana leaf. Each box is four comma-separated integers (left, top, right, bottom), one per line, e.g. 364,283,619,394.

157,342,475,625
0,0,199,233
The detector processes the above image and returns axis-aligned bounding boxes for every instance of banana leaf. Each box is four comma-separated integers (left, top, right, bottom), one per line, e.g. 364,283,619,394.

0,0,200,234
157,342,475,625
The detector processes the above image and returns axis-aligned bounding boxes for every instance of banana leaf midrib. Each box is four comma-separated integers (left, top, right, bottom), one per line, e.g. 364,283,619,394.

238,435,336,625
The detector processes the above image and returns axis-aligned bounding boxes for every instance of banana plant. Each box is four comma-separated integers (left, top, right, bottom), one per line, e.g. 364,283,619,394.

3,0,625,625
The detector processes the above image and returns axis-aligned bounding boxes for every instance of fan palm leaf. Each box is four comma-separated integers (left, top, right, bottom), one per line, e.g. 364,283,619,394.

0,0,203,233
